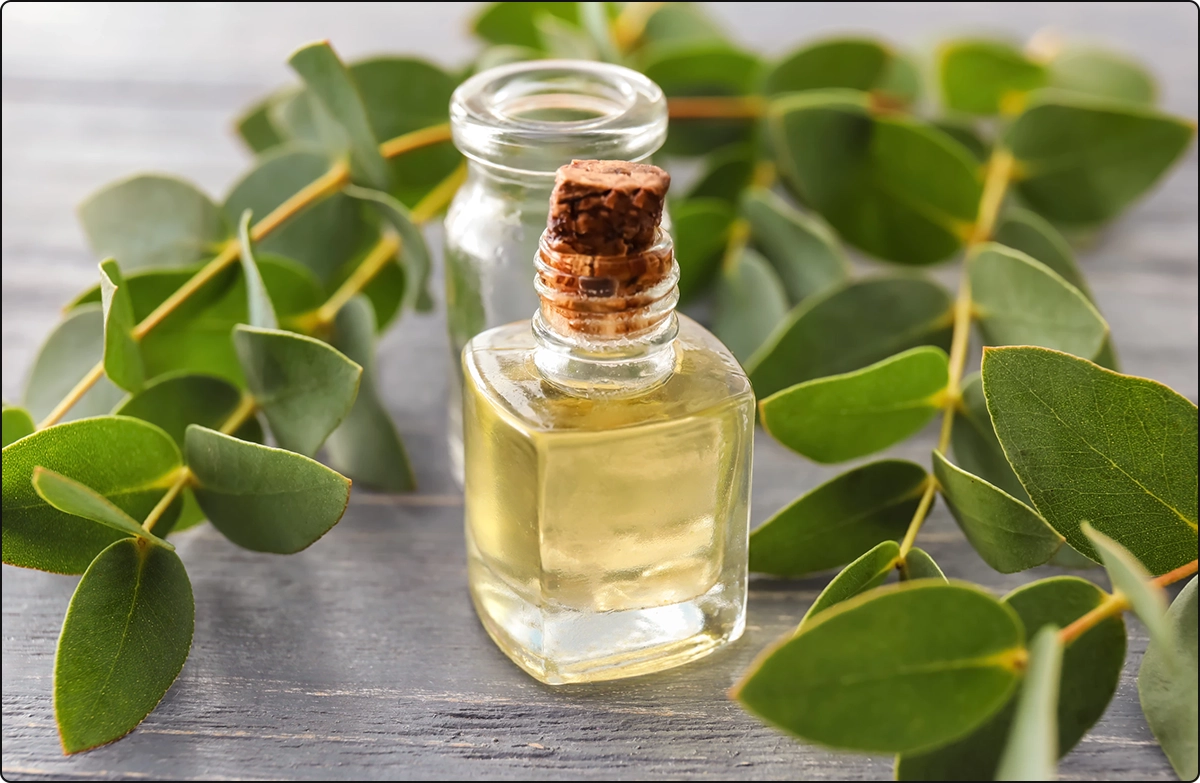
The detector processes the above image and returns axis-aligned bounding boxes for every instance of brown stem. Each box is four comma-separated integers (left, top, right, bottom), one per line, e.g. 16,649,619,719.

1059,559,1198,645
668,96,766,120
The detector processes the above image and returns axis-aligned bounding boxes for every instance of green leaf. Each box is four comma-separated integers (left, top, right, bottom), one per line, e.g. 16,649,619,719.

22,305,125,422
1050,48,1156,106
933,451,1063,573
324,296,415,492
951,373,1029,502
904,547,947,581
686,144,755,204
1140,577,1198,781
671,198,734,303
288,42,389,190
580,2,619,63
1006,95,1196,226
269,90,323,149
995,626,1064,781
2,417,181,574
765,38,891,95
1082,524,1173,650
235,211,278,329
714,249,789,363
735,582,1024,753
876,51,922,106
982,346,1198,574
797,541,899,631
31,467,169,549
897,576,1126,781
993,207,1091,298
638,3,728,52
186,425,350,553
114,373,262,448
938,39,1046,115
537,13,598,61
98,259,145,392
225,148,376,284
235,96,285,154
761,347,948,464
233,325,362,456
78,175,229,270
345,184,432,313
969,242,1109,360
644,44,761,156
750,460,927,577
2,404,35,447
769,91,982,265
741,186,849,303
748,275,953,401
932,117,990,161
55,538,193,754
473,2,578,49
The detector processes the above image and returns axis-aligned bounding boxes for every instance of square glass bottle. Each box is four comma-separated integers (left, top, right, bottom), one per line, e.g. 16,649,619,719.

462,161,753,684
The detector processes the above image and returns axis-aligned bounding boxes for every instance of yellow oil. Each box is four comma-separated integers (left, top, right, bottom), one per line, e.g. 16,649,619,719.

462,316,753,684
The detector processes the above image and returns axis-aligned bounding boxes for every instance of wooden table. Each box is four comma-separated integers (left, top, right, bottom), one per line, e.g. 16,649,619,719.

3,3,1196,780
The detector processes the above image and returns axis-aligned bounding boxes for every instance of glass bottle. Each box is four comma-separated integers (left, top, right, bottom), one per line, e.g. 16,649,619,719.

461,161,753,684
444,61,668,482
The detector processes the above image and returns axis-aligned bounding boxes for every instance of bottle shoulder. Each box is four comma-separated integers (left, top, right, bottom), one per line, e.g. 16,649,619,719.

464,316,753,434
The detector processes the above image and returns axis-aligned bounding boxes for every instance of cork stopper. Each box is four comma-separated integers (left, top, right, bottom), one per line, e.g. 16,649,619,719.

546,160,670,257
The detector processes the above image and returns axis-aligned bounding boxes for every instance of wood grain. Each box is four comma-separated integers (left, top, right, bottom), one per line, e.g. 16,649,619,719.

2,3,1196,780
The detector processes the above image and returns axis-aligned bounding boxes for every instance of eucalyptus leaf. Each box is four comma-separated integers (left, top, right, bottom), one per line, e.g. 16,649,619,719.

714,248,789,363
2,416,181,574
186,425,350,554
765,38,890,95
1082,524,1173,652
1006,95,1196,226
995,626,1064,781
345,184,432,312
537,13,598,61
644,44,761,156
951,373,1028,501
741,186,849,304
473,1,578,49
969,242,1108,360
235,211,278,329
750,460,927,577
234,95,285,154
761,347,948,464
78,174,229,270
2,404,35,447
1050,48,1156,106
288,42,389,190
933,451,1063,573
671,198,734,303
686,144,755,205
797,541,899,631
638,2,728,52
55,538,193,754
22,305,125,422
876,51,922,106
982,346,1198,574
325,296,415,492
233,325,362,457
97,259,145,392
114,373,262,448
579,2,618,63
897,576,1126,781
31,467,169,549
748,276,953,400
735,582,1024,754
938,39,1046,115
769,90,982,265
932,117,990,161
1139,577,1198,781
904,547,947,581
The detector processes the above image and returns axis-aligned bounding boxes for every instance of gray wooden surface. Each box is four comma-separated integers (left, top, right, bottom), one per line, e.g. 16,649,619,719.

2,3,1196,780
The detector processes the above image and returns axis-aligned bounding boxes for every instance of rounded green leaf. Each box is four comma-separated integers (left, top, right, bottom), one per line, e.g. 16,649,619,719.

186,425,350,554
741,186,849,304
31,467,171,549
3,416,181,574
995,626,1064,781
762,347,948,463
1006,95,1196,226
23,305,126,423
644,44,761,156
672,198,735,303
686,144,755,205
1139,577,1198,781
714,248,789,363
994,207,1091,298
324,296,415,492
769,91,982,265
114,373,262,448
473,1,578,49
2,404,35,447
98,259,145,392
898,575,1126,780
765,38,890,95
904,547,947,581
537,13,598,61
938,39,1046,115
735,581,1024,754
932,117,990,161
750,460,927,577
235,211,278,329
344,184,432,314
1049,48,1156,106
235,95,285,154
970,243,1109,360
797,540,900,631
876,51,922,106
1083,524,1173,651
78,174,229,270
951,373,1029,502
982,346,1197,574
934,451,1063,573
748,275,953,400
638,2,728,52
55,538,193,754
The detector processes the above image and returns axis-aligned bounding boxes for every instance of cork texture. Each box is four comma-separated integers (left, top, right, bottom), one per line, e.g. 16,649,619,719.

546,160,669,257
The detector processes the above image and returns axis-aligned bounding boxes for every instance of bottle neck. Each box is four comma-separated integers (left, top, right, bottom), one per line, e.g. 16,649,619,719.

532,229,680,397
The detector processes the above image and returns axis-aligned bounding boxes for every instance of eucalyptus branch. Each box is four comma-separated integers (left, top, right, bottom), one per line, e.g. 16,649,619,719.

314,234,402,327
668,96,766,119
1059,559,1198,645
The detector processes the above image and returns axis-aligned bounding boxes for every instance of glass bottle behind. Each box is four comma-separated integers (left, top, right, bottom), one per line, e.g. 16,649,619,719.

462,161,753,685
445,61,668,483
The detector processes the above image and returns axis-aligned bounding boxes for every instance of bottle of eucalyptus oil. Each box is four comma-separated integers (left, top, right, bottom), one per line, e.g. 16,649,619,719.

461,160,753,684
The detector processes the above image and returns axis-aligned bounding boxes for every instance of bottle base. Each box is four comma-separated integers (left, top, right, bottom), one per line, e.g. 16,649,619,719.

468,556,745,685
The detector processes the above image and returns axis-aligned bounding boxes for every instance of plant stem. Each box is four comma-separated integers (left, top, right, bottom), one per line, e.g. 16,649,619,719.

668,96,766,120
36,364,106,430
613,1,665,53
897,478,938,559
410,161,467,224
314,234,401,327
937,267,973,452
1058,559,1198,645
379,123,452,160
